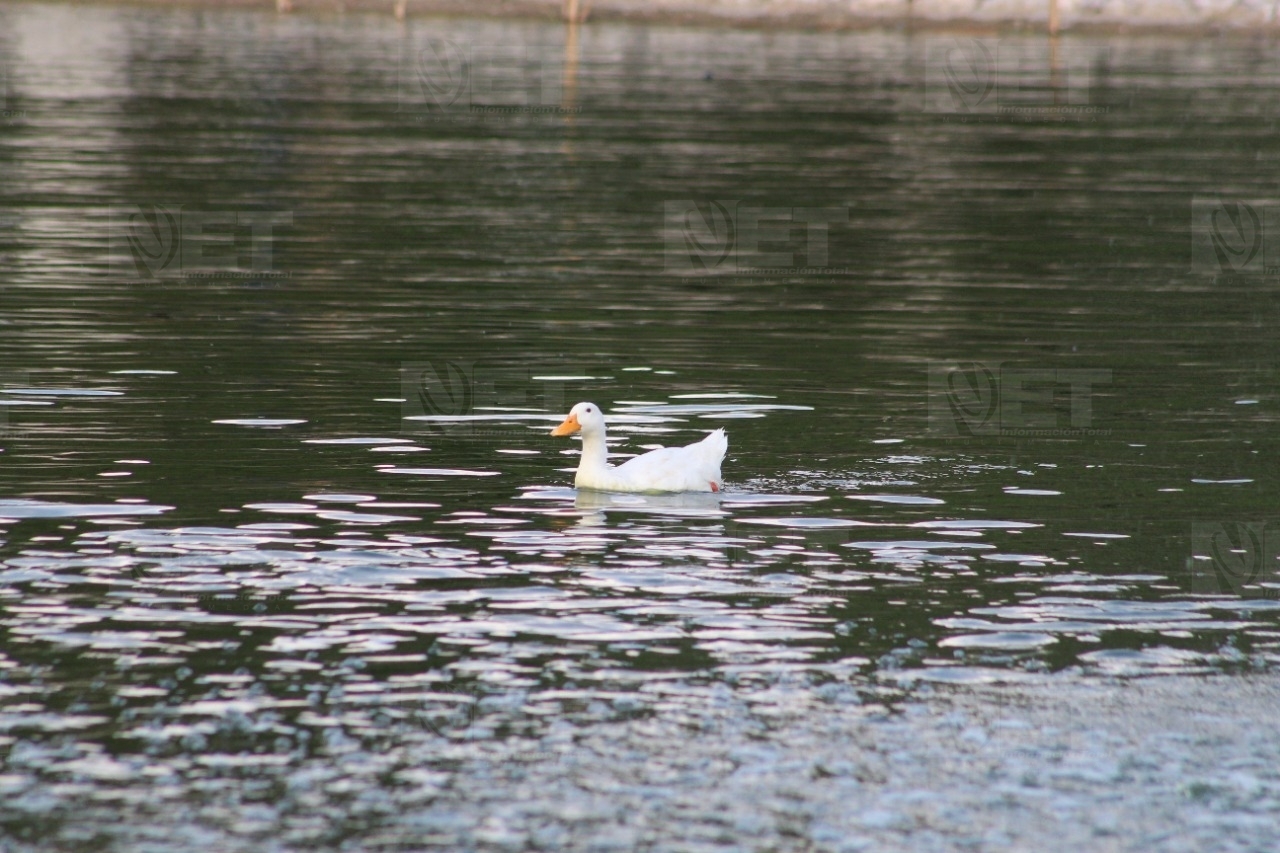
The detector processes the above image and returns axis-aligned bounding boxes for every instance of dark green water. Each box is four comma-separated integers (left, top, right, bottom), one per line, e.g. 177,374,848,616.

2,2,1280,848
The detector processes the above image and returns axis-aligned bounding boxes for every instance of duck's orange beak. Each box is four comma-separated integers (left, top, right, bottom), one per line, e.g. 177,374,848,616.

550,412,580,436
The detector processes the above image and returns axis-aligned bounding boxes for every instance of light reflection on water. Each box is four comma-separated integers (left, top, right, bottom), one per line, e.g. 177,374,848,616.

4,462,1276,692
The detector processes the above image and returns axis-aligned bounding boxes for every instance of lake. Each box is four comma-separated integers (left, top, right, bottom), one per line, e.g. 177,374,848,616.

2,2,1280,849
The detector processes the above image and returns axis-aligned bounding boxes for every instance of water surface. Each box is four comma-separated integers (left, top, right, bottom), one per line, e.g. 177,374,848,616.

2,2,1280,848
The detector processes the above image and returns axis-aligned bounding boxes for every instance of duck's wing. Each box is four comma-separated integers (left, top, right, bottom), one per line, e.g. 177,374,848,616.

613,430,728,492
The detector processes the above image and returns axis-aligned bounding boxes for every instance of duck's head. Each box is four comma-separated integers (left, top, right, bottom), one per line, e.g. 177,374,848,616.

550,401,604,436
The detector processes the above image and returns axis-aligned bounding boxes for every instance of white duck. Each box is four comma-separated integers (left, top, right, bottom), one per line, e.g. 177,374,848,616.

550,401,727,493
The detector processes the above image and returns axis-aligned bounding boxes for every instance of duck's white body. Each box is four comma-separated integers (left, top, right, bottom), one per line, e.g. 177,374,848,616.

551,402,727,493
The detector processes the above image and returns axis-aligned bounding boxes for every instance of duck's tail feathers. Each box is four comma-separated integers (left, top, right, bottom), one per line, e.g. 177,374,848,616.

704,428,728,459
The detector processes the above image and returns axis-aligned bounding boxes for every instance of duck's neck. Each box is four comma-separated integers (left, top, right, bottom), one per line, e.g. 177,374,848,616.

577,427,610,477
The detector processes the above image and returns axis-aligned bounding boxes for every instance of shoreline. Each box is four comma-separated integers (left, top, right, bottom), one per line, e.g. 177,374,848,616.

46,0,1280,36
